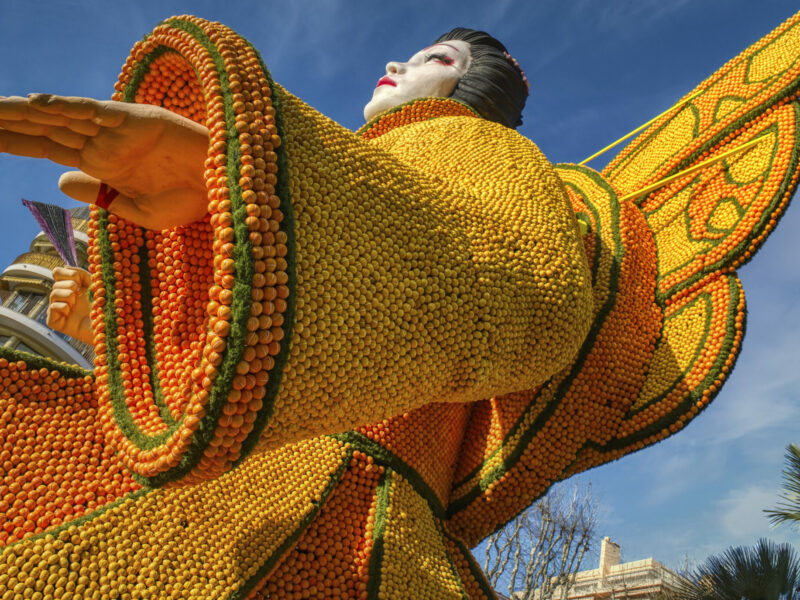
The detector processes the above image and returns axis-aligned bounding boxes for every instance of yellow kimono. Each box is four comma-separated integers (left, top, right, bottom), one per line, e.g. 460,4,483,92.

1,13,799,599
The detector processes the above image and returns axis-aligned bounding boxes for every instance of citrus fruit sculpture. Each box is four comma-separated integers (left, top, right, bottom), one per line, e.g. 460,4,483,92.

1,12,800,599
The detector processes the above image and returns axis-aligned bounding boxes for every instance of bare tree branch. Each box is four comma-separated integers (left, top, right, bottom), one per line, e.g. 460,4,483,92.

482,482,598,599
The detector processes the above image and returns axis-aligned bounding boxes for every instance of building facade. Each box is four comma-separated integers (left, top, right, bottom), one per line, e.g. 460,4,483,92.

0,205,94,369
562,537,689,599
506,537,689,600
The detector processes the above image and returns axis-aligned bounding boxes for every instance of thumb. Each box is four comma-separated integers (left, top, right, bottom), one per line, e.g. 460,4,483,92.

46,305,68,330
58,171,102,205
58,170,141,223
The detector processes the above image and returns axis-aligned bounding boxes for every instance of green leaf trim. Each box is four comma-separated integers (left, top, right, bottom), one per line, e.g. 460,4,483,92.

97,18,297,486
653,105,800,300
366,467,393,600
622,288,713,420
744,20,800,85
584,272,745,453
96,205,183,450
233,41,297,469
132,17,256,486
331,431,446,518
137,237,173,427
0,345,91,379
563,185,602,288
713,95,748,124
1,489,150,552
225,448,351,600
439,526,499,598
605,22,800,187
121,45,174,103
706,197,746,235
97,17,263,486
434,518,470,599
667,97,800,190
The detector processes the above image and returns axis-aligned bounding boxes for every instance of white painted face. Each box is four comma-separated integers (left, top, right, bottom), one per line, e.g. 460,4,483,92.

363,40,472,122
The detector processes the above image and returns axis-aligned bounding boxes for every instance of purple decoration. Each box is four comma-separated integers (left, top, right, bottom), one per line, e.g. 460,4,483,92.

22,199,79,267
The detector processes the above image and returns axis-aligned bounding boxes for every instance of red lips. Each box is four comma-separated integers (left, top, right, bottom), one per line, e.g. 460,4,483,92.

376,76,396,88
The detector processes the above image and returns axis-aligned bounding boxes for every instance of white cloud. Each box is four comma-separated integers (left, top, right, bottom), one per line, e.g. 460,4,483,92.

718,485,779,541
475,0,516,32
640,442,728,506
569,0,694,35
708,391,800,447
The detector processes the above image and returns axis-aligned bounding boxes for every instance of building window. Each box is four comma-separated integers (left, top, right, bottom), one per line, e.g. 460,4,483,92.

5,291,46,317
35,308,58,332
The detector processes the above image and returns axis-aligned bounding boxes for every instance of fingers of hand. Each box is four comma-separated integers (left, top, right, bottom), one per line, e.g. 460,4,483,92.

50,286,78,310
62,118,102,137
76,268,91,288
46,306,68,330
28,94,126,128
0,129,80,167
48,300,72,319
52,266,90,287
0,100,101,137
48,301,71,316
27,94,96,119
52,278,79,294
52,266,77,282
0,96,71,126
0,118,87,149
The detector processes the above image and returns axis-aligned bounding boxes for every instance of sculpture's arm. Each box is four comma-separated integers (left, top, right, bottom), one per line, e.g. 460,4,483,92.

0,95,208,230
0,10,595,487
245,93,597,454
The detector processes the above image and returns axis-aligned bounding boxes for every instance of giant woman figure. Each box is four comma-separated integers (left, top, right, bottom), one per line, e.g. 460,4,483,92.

0,15,799,599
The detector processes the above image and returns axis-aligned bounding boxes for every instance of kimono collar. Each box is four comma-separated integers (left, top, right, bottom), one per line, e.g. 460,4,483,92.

357,97,480,141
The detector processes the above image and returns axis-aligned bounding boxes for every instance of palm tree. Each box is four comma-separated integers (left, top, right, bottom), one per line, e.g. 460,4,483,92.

676,539,800,600
767,444,800,528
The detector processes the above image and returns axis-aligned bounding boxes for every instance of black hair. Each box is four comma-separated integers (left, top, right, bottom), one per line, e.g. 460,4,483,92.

434,28,528,129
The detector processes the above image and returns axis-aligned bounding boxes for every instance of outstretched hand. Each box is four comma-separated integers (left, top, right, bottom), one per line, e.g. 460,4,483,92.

47,266,93,345
0,94,209,230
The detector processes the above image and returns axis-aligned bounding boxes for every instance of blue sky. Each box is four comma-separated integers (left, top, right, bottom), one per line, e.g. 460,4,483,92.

2,0,800,577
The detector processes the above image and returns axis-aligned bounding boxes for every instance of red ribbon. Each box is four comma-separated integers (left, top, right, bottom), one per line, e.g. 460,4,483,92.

95,183,119,209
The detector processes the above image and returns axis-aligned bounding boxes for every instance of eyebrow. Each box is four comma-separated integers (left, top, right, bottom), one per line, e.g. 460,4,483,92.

421,43,461,53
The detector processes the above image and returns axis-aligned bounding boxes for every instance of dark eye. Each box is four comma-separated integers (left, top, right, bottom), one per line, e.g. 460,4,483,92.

425,53,454,66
